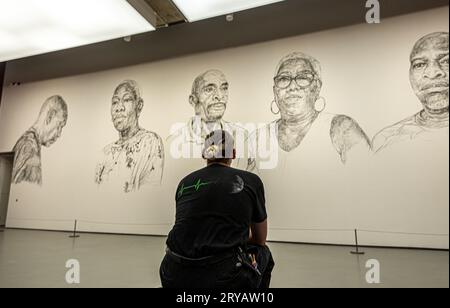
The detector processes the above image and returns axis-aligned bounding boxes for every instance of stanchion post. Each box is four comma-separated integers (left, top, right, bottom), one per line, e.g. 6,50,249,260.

351,229,365,255
69,220,80,238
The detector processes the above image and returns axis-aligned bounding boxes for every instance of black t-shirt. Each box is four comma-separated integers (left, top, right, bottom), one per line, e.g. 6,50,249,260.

167,164,267,258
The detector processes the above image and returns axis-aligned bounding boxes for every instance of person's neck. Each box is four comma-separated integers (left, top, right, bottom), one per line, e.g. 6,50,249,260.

203,119,222,133
31,124,44,145
193,116,222,136
279,109,319,131
204,119,221,128
417,107,449,128
119,125,140,142
207,161,231,167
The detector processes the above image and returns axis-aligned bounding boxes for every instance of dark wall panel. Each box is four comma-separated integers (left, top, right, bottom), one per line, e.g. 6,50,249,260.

0,63,5,108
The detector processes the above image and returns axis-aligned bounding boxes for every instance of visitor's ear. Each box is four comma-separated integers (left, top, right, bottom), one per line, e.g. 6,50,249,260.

189,94,198,107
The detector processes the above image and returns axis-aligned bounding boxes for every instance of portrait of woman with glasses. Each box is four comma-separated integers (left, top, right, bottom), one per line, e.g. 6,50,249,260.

247,52,371,172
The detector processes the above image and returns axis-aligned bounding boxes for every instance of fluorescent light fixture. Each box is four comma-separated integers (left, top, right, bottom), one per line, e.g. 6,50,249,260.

0,0,155,62
172,0,285,22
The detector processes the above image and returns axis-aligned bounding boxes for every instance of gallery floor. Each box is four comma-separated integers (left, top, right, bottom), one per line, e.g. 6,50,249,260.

0,229,448,288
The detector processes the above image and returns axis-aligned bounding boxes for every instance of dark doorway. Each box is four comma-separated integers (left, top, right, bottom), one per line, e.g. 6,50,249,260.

0,153,14,227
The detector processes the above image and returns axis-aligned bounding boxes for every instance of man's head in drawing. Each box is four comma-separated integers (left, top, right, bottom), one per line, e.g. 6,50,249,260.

190,70,229,122
111,80,143,134
273,52,323,119
35,95,68,147
410,32,449,114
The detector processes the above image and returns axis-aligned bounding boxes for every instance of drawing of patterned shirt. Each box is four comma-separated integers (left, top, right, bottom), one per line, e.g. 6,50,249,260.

95,129,164,193
12,129,42,185
168,116,249,162
184,117,247,147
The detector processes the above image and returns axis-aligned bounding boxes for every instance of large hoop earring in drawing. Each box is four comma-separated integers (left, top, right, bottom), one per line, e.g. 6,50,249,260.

271,100,280,115
314,96,326,113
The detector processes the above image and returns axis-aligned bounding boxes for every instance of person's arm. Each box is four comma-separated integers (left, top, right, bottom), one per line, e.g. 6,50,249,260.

330,115,372,164
249,219,268,246
248,173,267,246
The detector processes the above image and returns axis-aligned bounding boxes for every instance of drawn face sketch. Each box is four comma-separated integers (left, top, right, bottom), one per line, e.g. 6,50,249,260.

410,32,449,113
42,112,66,147
273,58,322,119
190,70,229,122
40,98,68,147
111,83,143,134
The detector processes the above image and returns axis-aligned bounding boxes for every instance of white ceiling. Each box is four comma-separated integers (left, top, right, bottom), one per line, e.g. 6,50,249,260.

0,0,157,62
172,0,284,22
0,0,288,63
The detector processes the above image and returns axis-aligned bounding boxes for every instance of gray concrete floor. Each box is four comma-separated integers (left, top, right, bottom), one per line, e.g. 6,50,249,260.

0,229,448,288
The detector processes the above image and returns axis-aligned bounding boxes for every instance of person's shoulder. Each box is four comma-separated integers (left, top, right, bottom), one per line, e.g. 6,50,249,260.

137,129,164,145
233,167,264,187
101,141,116,155
330,114,366,136
372,114,422,152
14,131,39,152
223,121,247,133
329,114,370,152
18,130,38,143
178,167,206,185
139,129,162,139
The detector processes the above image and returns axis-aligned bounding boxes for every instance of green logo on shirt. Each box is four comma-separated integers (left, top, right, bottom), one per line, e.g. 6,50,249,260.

178,179,211,197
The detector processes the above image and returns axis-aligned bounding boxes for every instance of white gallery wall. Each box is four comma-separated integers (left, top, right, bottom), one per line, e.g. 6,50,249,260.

0,7,448,249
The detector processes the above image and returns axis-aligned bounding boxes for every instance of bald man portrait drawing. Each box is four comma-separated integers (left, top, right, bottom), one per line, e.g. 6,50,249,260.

12,95,68,185
373,32,449,152
95,80,164,193
168,70,248,163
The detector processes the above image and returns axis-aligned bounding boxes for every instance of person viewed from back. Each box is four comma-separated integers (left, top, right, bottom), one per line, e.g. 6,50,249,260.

160,130,274,288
